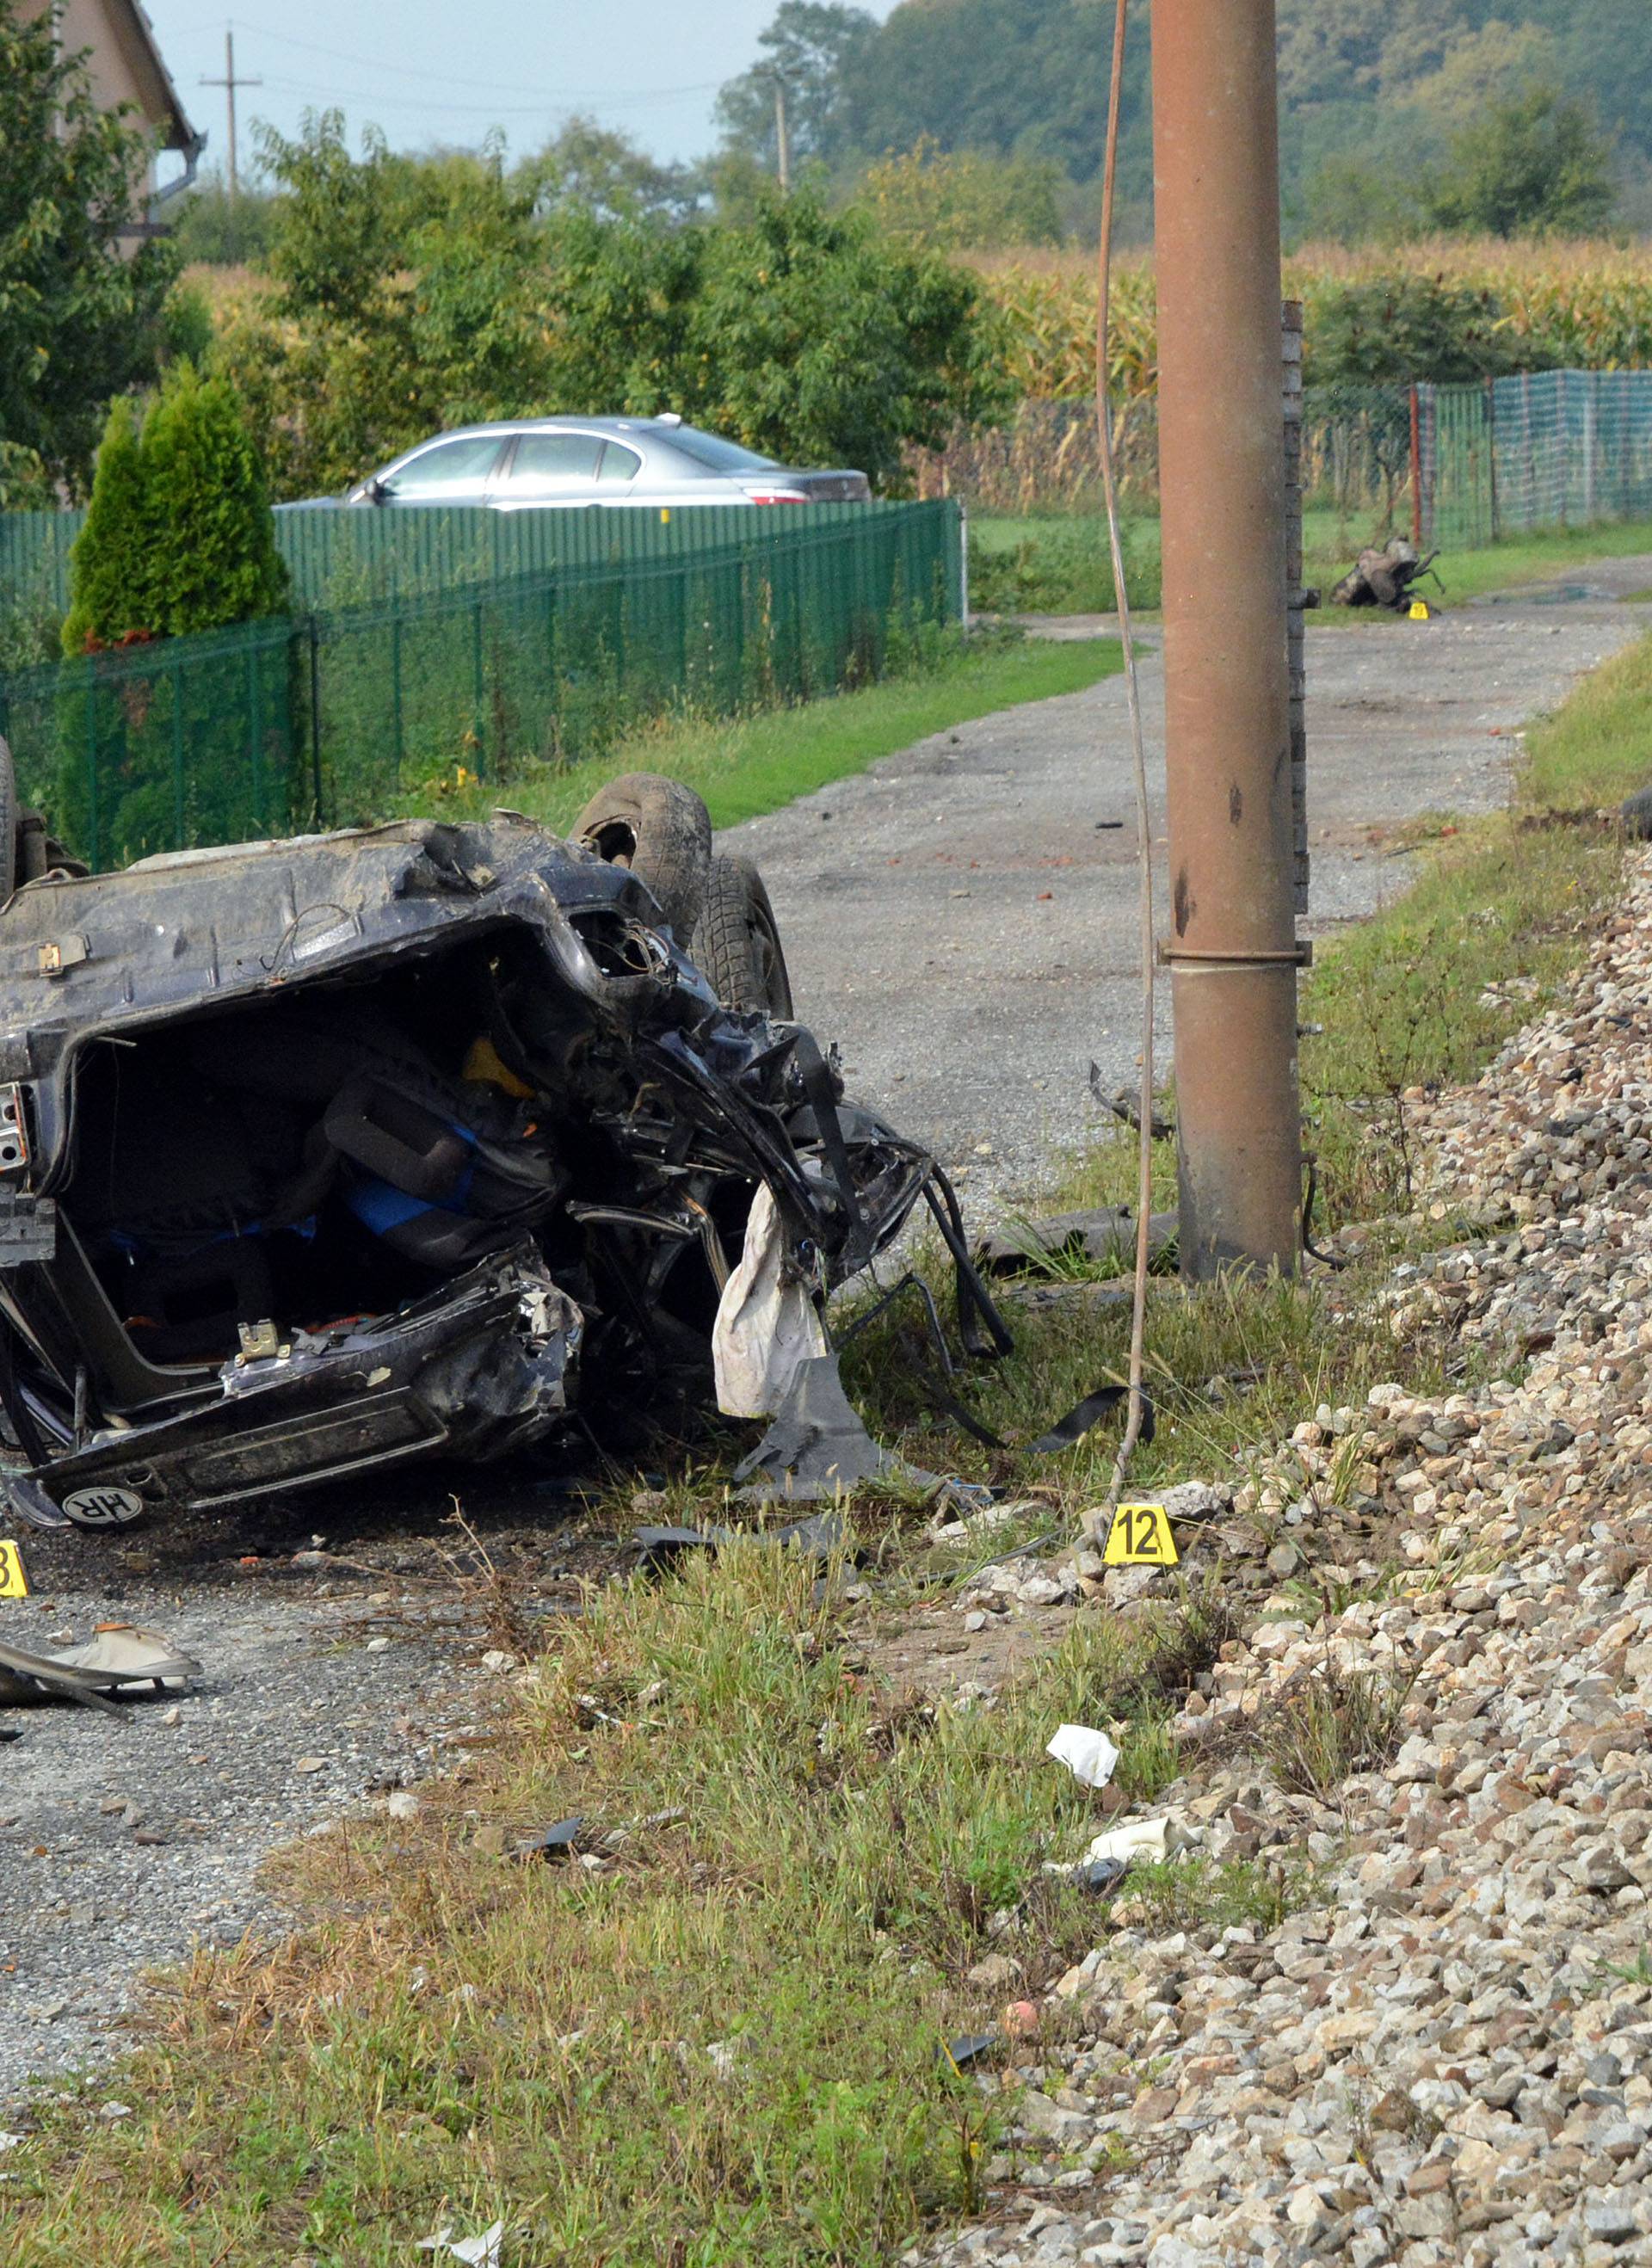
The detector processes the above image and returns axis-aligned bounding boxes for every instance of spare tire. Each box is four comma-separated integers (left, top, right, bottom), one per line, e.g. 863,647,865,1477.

692,854,794,1019
571,771,712,940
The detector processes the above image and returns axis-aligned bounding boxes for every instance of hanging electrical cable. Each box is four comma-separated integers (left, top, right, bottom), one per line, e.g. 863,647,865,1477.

1091,0,1157,1528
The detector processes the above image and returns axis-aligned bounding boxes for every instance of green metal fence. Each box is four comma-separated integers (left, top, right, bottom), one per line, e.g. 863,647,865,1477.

0,502,961,872
1419,371,1652,551
0,497,938,615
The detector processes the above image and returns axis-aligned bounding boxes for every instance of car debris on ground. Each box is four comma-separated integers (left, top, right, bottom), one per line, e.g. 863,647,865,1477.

0,754,1026,1539
1330,535,1440,613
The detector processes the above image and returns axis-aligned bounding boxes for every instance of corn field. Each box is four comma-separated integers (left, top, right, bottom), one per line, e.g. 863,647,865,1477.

915,240,1652,512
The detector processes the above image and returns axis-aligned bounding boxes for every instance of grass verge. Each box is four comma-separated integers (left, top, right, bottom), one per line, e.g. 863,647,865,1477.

391,629,1124,838
8,1557,1217,2265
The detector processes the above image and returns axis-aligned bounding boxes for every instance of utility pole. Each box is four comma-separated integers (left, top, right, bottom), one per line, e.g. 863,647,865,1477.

770,70,791,194
200,29,261,200
1151,0,1302,1279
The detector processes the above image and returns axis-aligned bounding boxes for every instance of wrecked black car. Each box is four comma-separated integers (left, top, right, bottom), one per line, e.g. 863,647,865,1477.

0,761,956,1531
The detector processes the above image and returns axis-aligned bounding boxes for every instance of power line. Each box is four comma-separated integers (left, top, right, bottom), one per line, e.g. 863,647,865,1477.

225,17,718,108
252,71,718,120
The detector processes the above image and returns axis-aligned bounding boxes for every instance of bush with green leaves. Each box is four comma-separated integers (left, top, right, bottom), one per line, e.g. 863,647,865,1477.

62,368,287,655
1302,272,1554,390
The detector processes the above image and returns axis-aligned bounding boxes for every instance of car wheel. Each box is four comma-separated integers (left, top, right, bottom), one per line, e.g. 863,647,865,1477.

571,771,712,940
692,854,794,1018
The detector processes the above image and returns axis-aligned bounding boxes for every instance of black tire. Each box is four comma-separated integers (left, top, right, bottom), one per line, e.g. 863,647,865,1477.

571,771,712,939
0,736,16,902
692,854,794,1018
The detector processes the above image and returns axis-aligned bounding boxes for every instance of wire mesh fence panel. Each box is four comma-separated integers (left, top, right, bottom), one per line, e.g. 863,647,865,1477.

0,622,303,872
0,503,960,869
1418,371,1652,548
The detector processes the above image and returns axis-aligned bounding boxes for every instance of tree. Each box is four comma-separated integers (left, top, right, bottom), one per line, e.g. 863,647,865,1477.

170,169,278,266
1304,274,1554,389
515,116,702,225
139,365,287,637
860,139,1064,252
684,191,1009,488
0,2,179,501
715,3,878,172
1427,85,1615,237
61,397,154,653
62,371,287,655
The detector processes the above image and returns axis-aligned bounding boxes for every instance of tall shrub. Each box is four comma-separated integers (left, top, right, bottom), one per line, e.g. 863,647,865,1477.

139,364,288,636
61,370,287,656
61,396,155,655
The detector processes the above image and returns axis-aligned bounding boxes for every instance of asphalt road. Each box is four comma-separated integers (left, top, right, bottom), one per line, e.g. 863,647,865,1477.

725,567,1652,1215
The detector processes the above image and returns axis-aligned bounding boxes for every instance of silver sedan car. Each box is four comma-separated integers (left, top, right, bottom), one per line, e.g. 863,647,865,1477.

339,415,871,510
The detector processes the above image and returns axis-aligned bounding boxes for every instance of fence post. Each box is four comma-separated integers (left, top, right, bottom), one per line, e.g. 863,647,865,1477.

1486,380,1500,545
170,650,186,850
1584,372,1600,527
472,595,485,780
389,613,404,789
305,614,325,826
1409,385,1423,549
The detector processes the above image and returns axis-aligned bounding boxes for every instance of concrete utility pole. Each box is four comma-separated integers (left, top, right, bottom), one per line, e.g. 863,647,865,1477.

200,29,262,200
1151,0,1302,1279
771,71,792,194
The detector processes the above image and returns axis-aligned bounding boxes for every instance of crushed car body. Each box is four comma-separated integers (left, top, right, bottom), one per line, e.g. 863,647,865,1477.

0,806,945,1528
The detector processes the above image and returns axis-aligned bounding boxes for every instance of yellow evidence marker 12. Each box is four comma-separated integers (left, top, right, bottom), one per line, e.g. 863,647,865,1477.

0,1538,30,1598
1102,1501,1179,1568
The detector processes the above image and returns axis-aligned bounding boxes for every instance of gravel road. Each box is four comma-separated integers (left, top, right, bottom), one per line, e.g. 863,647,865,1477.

3,562,1648,2112
726,564,1652,1215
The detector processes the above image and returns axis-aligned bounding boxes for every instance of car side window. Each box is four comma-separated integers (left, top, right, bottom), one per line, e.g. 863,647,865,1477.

509,434,607,490
385,435,504,495
596,442,642,485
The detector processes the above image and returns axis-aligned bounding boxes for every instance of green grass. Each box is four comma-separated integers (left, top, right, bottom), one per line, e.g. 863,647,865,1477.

4,1553,1217,2266
967,507,1652,623
391,629,1124,836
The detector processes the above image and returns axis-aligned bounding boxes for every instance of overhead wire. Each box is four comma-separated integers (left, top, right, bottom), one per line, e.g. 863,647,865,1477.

1092,0,1156,1528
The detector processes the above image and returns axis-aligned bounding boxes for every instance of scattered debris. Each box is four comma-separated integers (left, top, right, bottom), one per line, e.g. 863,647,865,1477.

732,1353,940,1502
1088,1060,1174,1139
1330,537,1440,613
0,1624,199,1715
514,1815,584,1862
942,2031,1000,2073
635,1506,854,1571
1045,1723,1121,1790
416,2222,504,2268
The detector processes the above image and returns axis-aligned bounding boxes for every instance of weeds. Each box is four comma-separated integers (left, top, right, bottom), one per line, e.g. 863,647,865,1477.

1120,1852,1322,1938
1260,1665,1415,1799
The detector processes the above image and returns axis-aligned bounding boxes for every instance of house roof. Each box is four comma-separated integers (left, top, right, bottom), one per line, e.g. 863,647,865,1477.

107,0,203,157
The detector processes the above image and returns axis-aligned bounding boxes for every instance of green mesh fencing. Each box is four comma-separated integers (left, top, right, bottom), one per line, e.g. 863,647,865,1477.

0,502,961,871
1418,373,1652,551
0,497,945,615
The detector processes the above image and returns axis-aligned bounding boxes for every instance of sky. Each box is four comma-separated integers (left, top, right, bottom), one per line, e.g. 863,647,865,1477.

145,2,897,181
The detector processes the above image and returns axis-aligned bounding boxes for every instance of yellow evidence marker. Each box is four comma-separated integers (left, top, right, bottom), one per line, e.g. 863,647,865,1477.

1102,1501,1180,1568
0,1538,30,1598
1409,600,1432,621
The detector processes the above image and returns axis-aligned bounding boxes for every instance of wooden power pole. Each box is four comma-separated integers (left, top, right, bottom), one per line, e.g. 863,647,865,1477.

201,28,262,200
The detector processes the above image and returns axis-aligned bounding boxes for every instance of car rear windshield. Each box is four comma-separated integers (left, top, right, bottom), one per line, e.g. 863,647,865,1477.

663,425,780,472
